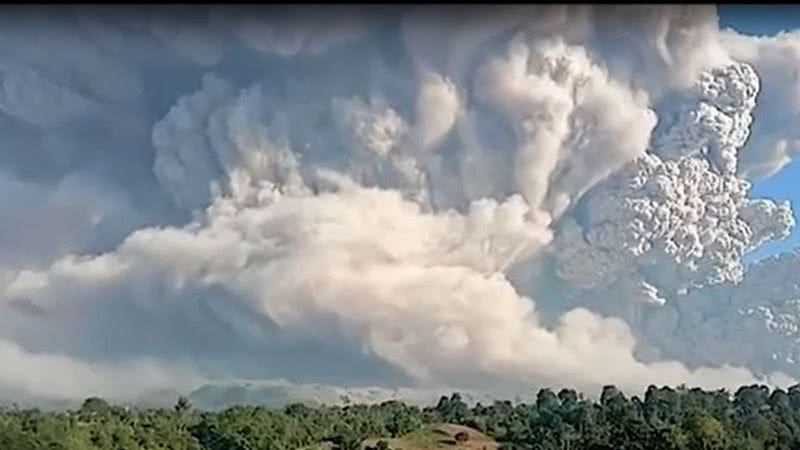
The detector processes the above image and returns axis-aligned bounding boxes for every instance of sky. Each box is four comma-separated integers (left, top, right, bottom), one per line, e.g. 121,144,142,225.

6,5,800,407
719,5,800,261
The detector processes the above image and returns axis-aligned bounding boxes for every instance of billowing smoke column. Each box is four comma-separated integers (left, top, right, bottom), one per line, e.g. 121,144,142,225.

2,5,800,405
554,62,793,302
548,60,797,374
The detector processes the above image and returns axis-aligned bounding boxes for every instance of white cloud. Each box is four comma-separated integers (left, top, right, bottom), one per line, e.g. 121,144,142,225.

2,5,800,404
0,176,782,399
721,30,800,177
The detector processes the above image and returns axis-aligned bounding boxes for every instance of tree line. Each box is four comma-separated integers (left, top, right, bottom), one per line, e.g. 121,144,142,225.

4,383,800,449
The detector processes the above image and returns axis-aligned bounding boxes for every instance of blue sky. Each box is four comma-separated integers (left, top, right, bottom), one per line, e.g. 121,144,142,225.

718,5,800,261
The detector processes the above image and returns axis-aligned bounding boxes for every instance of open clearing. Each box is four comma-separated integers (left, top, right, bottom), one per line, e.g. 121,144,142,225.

360,423,498,450
302,423,498,450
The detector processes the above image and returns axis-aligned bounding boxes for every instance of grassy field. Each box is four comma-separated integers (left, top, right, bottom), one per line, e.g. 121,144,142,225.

301,423,498,450
360,423,498,450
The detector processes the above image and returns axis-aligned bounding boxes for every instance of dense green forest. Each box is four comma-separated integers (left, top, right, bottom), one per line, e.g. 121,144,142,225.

5,383,800,449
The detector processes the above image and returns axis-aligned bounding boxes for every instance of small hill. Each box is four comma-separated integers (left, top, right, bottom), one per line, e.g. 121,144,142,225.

361,423,498,450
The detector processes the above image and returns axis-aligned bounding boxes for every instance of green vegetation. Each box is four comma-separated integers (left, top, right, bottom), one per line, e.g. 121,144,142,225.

7,384,800,449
